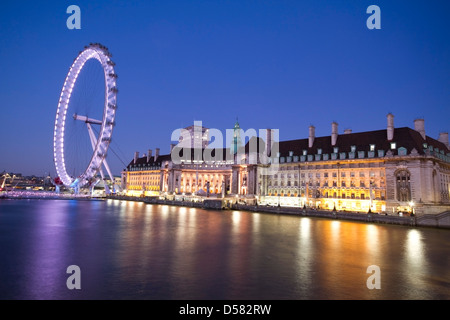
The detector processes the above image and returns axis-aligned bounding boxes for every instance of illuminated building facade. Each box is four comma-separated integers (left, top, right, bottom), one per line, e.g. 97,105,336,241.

124,123,240,197
124,148,171,197
255,114,450,215
123,115,450,215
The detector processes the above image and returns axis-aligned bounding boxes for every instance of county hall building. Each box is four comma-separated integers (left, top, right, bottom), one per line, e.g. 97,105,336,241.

122,114,450,216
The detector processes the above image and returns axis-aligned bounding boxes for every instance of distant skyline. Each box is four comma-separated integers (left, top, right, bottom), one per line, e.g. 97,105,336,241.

1,0,449,176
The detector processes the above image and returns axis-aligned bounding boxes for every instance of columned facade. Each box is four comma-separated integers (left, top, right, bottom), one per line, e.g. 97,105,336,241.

123,116,450,215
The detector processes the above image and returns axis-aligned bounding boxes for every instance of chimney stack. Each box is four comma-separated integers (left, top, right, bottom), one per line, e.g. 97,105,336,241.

266,129,272,157
155,148,160,161
387,113,394,141
344,129,352,134
414,118,426,140
134,151,139,164
331,122,338,146
438,132,449,149
147,149,152,162
308,125,315,148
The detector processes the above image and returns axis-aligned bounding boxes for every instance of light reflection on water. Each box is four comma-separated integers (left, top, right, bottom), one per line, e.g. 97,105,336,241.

0,199,449,300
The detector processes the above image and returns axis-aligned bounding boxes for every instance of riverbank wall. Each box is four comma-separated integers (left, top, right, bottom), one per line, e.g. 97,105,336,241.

107,195,450,229
3,192,449,229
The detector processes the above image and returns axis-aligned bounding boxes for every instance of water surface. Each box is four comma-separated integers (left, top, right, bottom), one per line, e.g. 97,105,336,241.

0,199,449,299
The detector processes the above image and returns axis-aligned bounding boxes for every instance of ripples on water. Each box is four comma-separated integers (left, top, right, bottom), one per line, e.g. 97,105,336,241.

0,199,449,300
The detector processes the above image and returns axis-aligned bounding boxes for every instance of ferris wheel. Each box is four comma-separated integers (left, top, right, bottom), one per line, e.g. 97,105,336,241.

53,43,118,193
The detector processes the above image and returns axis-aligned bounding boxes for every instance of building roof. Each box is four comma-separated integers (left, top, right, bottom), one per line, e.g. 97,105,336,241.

127,126,449,169
127,154,171,168
127,147,235,168
245,127,450,158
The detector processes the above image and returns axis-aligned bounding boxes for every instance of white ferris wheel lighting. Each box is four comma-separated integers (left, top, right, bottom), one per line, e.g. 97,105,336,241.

53,43,118,192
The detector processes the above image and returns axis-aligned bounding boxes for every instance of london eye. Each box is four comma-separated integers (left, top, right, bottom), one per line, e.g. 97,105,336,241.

53,43,118,194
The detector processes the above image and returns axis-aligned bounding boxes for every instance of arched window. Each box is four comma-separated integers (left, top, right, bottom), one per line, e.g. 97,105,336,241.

396,170,411,202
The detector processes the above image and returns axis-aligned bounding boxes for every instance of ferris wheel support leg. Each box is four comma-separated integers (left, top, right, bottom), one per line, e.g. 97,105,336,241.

102,159,115,193
99,168,111,195
86,123,111,195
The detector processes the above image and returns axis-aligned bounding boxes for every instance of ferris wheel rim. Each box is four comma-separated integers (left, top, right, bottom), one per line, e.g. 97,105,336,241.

53,43,118,188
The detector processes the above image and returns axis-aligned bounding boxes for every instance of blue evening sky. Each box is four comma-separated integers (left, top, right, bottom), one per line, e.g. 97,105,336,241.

0,0,449,176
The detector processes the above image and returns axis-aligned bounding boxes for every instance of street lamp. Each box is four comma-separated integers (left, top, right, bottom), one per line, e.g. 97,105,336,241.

409,201,415,215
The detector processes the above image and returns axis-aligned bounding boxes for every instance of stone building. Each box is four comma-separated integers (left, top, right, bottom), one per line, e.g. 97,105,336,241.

254,114,450,215
122,115,450,215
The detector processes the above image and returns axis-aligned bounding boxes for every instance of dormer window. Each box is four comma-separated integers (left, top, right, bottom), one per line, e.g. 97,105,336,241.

370,144,375,151
289,151,294,157
317,148,322,155
302,150,307,156
333,147,339,153
351,145,356,152
390,142,396,149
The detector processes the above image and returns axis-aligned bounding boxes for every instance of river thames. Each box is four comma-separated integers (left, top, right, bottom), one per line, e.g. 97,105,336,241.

0,198,449,300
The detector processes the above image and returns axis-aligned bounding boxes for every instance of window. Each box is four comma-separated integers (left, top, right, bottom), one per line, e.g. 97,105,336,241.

396,170,411,202
332,172,337,178
370,144,375,151
341,172,346,177
350,172,355,177
351,145,356,152
302,150,307,156
360,172,365,177
317,148,322,154
333,147,339,153
324,172,329,178
398,147,407,156
391,142,396,149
